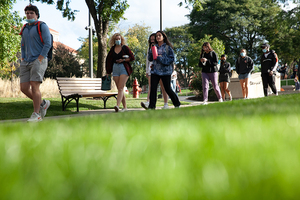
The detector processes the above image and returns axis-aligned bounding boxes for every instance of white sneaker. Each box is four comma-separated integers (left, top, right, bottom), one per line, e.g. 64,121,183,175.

202,101,208,105
40,100,50,118
162,104,169,109
27,112,42,122
219,98,223,102
120,108,127,112
141,102,149,110
114,106,119,112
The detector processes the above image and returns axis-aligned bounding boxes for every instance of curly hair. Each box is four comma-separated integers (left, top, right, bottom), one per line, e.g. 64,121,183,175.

109,33,126,48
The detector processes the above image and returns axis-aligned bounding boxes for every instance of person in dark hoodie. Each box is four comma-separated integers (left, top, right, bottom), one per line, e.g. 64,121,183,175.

260,43,278,96
235,49,254,99
218,54,232,101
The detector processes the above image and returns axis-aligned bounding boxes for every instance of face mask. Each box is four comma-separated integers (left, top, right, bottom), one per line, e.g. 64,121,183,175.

240,53,245,57
262,49,267,53
26,18,36,23
115,40,121,45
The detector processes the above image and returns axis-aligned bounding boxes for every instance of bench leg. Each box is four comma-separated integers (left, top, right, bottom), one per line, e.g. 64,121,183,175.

101,95,117,109
61,95,81,112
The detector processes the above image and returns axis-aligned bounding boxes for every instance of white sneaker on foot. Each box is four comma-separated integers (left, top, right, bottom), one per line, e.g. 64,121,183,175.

219,98,223,102
141,102,149,110
40,100,50,118
27,112,42,122
202,101,208,105
120,108,127,112
162,104,169,109
114,106,119,112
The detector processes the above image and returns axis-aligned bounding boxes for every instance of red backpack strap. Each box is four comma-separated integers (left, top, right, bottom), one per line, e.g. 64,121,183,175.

19,24,27,35
36,21,44,44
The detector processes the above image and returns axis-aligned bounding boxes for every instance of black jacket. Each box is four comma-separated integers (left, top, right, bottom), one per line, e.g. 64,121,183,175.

261,50,277,73
235,56,254,74
198,51,219,73
219,61,231,74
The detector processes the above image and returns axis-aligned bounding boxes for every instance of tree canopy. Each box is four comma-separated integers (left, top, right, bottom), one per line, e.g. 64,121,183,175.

0,0,22,78
30,0,129,77
189,0,281,65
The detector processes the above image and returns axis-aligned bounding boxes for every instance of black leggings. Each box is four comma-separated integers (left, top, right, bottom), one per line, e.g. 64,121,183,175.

261,73,277,96
149,74,181,109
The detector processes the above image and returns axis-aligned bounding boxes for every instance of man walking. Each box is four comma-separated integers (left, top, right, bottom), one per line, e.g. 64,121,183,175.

19,4,51,122
260,43,278,97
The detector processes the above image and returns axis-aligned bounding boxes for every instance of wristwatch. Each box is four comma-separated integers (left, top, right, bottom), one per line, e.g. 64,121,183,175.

123,59,126,62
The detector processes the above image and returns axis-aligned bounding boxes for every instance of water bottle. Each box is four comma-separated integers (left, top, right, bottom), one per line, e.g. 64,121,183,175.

151,45,158,60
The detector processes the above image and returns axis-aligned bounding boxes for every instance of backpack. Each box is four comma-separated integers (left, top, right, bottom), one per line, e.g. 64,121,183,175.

19,21,53,61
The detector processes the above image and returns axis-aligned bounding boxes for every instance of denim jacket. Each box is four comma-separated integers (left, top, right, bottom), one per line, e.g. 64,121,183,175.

148,43,174,76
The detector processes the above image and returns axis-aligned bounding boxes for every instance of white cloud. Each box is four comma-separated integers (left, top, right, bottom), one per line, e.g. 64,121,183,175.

14,0,190,50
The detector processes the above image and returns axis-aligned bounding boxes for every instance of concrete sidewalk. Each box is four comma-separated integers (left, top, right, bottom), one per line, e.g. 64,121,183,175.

0,96,203,124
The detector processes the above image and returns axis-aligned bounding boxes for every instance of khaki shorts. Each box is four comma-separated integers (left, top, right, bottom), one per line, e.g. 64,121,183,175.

20,58,48,83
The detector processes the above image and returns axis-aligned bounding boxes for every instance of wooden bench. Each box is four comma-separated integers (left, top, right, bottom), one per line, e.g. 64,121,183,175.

56,77,117,112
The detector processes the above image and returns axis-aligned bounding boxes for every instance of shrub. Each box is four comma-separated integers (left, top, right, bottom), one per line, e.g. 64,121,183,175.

189,72,203,96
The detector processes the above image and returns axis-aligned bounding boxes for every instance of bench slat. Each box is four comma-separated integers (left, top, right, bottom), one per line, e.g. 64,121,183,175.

59,86,102,90
57,78,102,81
58,83,101,87
57,80,102,84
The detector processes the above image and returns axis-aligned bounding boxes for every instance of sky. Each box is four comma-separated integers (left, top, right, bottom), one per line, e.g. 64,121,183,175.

13,0,190,50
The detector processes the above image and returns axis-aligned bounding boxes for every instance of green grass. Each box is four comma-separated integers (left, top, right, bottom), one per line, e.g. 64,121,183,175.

1,94,300,199
0,97,190,120
281,79,294,86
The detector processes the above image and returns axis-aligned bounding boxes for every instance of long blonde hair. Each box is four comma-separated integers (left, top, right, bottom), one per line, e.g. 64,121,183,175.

109,33,126,48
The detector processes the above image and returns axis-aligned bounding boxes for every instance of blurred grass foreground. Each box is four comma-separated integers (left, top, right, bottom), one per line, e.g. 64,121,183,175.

1,93,300,199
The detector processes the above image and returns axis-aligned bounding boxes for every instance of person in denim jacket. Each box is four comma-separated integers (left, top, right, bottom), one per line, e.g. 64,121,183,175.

141,33,169,110
145,31,181,109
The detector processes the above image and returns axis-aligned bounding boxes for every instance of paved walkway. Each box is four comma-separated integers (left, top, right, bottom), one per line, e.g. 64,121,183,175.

1,90,299,124
0,96,203,124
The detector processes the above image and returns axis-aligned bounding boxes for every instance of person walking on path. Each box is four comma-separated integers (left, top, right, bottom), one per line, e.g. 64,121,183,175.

235,49,254,99
106,33,135,112
198,42,223,105
260,43,278,96
19,4,51,122
144,31,181,110
141,33,169,109
218,54,232,101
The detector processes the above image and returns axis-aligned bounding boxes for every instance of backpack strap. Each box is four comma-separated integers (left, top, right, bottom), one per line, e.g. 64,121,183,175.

36,21,44,44
19,24,27,35
19,21,44,44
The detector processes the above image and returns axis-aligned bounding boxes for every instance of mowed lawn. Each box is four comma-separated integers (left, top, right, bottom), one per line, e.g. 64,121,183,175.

1,93,300,199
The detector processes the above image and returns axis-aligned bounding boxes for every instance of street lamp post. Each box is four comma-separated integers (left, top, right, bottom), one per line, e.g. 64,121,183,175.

160,0,162,31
